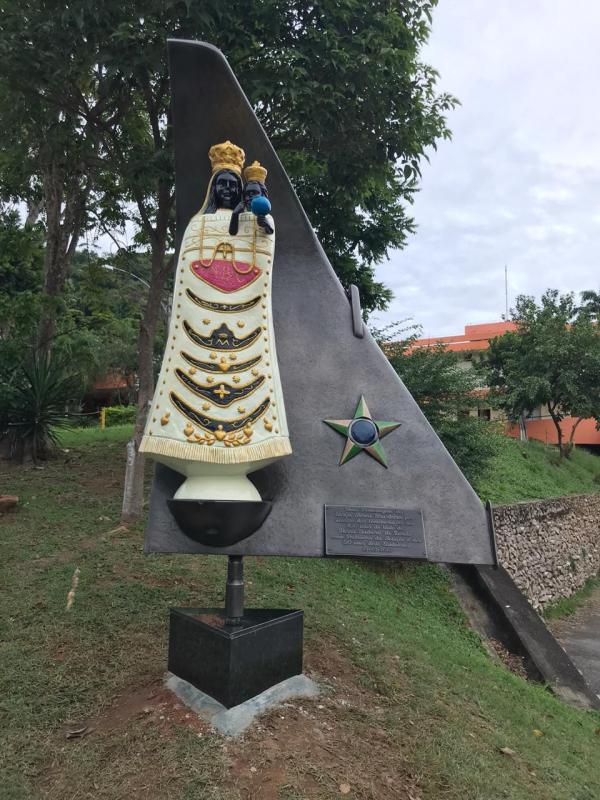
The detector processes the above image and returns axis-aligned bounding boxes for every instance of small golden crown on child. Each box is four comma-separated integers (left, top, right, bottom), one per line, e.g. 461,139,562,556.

208,141,245,176
244,161,267,184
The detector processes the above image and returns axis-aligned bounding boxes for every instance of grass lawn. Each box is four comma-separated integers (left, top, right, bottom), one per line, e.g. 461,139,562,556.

475,434,600,505
1,426,599,799
543,574,600,621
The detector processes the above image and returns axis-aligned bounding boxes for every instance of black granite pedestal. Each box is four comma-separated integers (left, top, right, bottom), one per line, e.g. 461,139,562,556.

168,607,304,708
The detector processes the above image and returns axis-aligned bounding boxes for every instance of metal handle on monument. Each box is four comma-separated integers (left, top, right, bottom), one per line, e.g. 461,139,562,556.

348,284,364,338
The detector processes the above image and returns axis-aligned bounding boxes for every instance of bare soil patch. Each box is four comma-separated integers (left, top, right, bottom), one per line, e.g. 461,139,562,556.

223,644,422,800
79,473,123,493
75,680,210,738
47,642,422,799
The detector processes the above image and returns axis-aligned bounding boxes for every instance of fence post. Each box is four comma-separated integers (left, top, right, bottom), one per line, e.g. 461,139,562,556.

100,408,106,430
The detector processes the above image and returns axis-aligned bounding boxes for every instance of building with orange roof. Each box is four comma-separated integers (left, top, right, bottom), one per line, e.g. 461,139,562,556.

82,371,135,412
410,322,600,448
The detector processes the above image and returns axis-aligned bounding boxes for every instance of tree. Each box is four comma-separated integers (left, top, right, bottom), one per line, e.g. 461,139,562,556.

579,289,600,321
1,1,456,518
80,1,456,520
0,6,133,358
482,290,600,458
52,251,152,389
0,209,44,419
380,323,498,485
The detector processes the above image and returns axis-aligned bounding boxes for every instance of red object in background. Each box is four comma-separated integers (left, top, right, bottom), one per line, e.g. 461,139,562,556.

93,373,131,392
506,417,600,447
410,321,518,353
410,321,600,448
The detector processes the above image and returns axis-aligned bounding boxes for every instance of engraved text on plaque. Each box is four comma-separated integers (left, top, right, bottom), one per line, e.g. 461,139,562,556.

324,505,426,558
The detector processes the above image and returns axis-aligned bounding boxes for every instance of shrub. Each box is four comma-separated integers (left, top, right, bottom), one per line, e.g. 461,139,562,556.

104,405,136,427
434,417,500,487
380,328,500,487
0,355,81,462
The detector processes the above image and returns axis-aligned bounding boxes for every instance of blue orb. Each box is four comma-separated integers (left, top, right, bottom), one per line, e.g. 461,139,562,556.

251,195,271,215
348,417,378,446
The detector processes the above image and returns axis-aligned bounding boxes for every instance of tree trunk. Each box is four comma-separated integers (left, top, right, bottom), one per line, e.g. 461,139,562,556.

121,248,172,523
548,405,566,458
37,242,68,358
518,412,528,442
566,417,584,457
37,162,64,357
36,160,88,360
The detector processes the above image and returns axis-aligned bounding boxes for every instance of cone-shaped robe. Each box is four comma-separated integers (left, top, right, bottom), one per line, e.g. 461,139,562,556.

140,201,291,500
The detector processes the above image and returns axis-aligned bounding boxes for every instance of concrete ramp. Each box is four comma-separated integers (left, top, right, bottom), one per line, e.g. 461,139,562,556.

454,564,600,710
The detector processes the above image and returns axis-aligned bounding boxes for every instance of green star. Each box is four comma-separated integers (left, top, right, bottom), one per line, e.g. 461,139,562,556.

324,396,401,468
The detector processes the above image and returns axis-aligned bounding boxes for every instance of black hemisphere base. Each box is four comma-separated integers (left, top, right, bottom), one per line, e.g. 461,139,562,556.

167,499,272,547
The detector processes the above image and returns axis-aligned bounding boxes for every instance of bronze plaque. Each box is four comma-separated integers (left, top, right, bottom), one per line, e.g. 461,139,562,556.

324,505,426,558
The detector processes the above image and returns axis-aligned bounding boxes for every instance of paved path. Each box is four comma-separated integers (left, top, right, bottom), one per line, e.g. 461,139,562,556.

550,588,600,699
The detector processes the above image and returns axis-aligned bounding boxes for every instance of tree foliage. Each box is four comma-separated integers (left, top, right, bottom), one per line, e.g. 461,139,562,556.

0,1,455,511
52,251,154,387
1,0,455,315
0,214,144,396
0,210,44,412
380,323,498,485
579,288,600,321
0,5,131,353
482,290,600,458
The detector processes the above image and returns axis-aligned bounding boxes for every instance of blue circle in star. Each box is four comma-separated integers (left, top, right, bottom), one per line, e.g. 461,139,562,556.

348,417,379,447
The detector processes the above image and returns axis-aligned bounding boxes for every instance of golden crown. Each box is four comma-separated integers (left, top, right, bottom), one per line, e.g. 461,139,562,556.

208,140,245,176
244,160,267,184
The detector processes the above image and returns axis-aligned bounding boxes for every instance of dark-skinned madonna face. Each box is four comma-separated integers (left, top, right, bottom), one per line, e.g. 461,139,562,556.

214,170,241,209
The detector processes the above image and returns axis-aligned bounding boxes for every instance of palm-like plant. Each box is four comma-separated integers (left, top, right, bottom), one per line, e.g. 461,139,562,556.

1,355,81,462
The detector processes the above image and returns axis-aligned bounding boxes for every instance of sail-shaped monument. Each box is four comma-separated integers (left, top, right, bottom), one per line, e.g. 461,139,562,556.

144,39,496,568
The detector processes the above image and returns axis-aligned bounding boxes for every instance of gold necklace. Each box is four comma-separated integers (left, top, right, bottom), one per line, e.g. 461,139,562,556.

197,214,257,274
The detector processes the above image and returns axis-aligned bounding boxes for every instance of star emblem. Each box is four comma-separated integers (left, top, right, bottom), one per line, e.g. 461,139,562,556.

324,396,401,467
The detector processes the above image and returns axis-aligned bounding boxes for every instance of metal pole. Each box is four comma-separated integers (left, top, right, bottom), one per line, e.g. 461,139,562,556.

225,555,244,625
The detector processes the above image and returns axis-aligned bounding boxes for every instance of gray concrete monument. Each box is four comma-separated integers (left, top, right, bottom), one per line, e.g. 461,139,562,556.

145,40,496,713
145,39,496,567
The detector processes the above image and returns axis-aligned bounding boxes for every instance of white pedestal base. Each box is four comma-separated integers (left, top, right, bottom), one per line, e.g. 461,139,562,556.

152,453,277,501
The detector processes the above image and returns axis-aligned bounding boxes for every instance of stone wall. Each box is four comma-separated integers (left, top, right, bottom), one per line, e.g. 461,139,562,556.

493,493,600,610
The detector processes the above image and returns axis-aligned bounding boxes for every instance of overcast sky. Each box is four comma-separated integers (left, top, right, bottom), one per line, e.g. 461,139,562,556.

372,0,600,338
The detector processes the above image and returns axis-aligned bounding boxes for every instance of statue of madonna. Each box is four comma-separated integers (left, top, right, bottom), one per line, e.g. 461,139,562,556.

140,141,292,501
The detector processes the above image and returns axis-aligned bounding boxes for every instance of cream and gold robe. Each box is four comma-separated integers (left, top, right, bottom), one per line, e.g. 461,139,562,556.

140,209,291,498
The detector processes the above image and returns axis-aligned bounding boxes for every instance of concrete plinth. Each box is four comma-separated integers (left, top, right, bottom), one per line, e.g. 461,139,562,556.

165,672,319,736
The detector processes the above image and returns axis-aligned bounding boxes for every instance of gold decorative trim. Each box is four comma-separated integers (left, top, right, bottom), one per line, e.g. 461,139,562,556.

185,289,261,313
182,243,272,260
182,214,273,294
140,434,291,464
181,351,262,374
170,391,270,434
174,368,265,407
183,320,262,351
